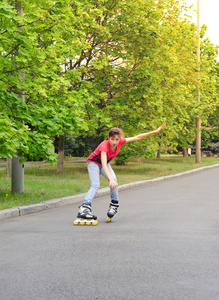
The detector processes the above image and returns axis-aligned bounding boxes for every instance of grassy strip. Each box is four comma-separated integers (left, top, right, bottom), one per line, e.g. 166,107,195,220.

0,155,218,210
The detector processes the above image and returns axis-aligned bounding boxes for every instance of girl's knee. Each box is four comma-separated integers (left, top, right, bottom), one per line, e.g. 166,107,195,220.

91,182,100,191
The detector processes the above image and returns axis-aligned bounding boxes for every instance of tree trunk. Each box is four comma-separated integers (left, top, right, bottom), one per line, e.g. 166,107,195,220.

7,158,12,178
183,148,188,157
137,157,142,163
57,134,65,173
157,148,161,159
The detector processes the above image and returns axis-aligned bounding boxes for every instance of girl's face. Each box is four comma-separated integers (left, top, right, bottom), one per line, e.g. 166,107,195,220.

108,134,121,151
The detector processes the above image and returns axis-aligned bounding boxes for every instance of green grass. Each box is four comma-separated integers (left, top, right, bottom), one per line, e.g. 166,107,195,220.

0,155,218,210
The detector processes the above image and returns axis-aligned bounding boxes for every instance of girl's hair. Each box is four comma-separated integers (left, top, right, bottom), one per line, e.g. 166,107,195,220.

108,127,124,138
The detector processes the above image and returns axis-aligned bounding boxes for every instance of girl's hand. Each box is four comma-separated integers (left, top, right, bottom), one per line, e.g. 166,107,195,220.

109,179,118,190
156,123,166,133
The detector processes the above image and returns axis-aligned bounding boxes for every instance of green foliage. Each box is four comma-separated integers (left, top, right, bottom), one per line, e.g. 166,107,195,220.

0,90,29,158
115,141,156,165
0,0,218,165
0,0,86,162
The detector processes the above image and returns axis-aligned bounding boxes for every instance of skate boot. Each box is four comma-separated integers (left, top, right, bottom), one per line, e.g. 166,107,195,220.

106,201,119,223
73,204,98,226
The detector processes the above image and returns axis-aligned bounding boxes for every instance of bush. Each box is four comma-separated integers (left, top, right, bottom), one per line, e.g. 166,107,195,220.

114,142,156,165
202,142,219,154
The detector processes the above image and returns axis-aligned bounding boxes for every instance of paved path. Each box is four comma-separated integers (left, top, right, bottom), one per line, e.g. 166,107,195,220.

0,167,219,300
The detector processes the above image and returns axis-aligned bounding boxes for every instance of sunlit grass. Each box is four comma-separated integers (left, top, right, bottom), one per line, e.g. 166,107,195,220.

0,155,218,210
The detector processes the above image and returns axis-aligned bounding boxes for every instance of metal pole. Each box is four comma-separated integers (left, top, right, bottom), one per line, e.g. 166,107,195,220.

11,0,25,193
12,157,24,193
196,0,201,163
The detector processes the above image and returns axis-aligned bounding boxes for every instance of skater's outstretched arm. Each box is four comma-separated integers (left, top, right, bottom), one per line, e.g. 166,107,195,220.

126,123,166,143
101,151,118,190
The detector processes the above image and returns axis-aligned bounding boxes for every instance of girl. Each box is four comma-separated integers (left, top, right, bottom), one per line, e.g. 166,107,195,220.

74,123,166,225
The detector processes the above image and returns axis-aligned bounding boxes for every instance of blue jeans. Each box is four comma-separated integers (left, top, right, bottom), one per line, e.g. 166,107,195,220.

83,162,119,206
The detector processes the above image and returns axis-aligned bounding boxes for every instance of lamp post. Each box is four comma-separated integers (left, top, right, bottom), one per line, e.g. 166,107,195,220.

11,0,25,193
196,0,201,163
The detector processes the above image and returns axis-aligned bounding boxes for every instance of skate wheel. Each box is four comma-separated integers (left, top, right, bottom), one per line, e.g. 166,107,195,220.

86,221,91,226
73,220,79,226
80,221,85,225
92,220,98,226
106,217,111,223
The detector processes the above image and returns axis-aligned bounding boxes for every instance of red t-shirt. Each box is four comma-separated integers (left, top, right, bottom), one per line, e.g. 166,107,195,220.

87,138,126,166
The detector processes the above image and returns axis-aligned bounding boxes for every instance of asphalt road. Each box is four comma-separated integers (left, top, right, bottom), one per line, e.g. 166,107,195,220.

1,167,219,300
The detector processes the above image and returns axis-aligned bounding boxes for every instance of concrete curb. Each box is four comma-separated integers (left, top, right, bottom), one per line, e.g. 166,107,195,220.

1,163,219,222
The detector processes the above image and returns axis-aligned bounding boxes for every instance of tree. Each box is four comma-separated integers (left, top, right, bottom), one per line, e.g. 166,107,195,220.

63,0,198,152
68,1,199,152
0,0,87,186
1,0,218,179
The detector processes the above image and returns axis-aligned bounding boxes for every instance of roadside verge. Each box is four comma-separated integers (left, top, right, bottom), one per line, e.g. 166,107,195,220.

1,164,218,222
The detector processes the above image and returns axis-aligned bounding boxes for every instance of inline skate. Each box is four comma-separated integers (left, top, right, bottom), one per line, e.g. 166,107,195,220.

106,201,119,223
73,204,98,226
